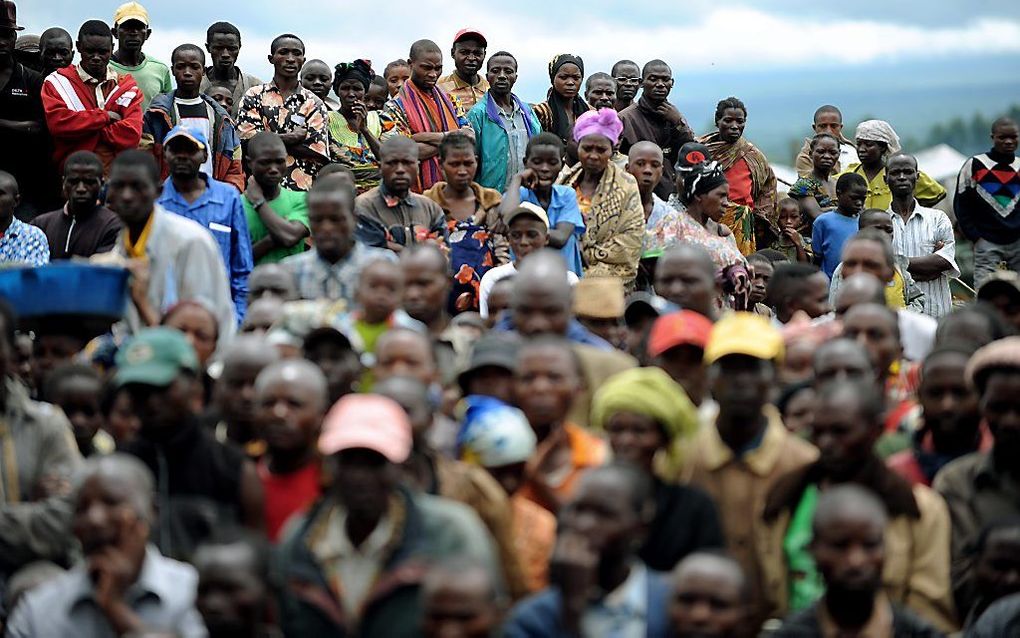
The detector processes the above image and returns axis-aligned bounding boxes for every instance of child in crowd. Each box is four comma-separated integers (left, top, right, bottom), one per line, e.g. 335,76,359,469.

771,197,813,263
499,133,586,277
43,363,113,457
812,172,868,279
341,258,422,390
485,277,516,328
477,203,579,318
203,86,234,113
747,252,775,317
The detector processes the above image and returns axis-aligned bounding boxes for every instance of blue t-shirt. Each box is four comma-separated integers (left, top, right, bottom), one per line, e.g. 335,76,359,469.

519,185,585,277
812,210,859,279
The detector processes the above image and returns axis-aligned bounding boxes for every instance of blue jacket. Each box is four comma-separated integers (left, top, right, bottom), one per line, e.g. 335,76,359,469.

503,569,672,637
158,175,252,321
467,92,540,192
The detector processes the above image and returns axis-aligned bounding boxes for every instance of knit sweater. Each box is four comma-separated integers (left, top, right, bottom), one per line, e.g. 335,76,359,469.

955,149,1020,243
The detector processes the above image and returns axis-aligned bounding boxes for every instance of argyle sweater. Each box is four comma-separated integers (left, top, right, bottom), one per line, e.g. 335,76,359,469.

955,149,1020,243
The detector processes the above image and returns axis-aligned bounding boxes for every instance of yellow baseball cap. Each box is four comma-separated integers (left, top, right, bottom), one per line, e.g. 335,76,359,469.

704,312,784,365
113,1,149,27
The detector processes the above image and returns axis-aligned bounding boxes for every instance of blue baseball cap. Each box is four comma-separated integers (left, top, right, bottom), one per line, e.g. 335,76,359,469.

162,125,207,150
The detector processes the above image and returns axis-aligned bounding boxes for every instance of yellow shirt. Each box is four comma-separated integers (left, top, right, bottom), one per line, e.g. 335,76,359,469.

886,269,907,309
123,212,155,259
437,72,489,115
840,163,947,210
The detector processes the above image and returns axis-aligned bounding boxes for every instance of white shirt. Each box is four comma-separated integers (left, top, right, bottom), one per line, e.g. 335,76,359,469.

898,309,937,362
478,262,579,318
890,200,959,319
580,562,649,638
311,506,394,621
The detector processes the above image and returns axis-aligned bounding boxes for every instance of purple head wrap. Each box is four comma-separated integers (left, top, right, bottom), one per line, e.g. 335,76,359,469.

573,107,624,144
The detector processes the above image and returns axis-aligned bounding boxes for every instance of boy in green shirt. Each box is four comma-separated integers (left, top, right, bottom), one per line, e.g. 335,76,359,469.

109,2,172,111
242,132,310,264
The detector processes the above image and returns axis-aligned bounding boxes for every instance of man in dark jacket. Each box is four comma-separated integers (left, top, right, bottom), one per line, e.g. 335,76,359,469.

32,150,121,259
618,60,695,199
142,43,243,191
503,463,672,637
774,484,942,637
114,327,264,560
274,393,500,637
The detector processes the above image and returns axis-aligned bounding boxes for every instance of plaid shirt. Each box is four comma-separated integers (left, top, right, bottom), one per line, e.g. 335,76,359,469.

0,217,49,266
281,241,395,304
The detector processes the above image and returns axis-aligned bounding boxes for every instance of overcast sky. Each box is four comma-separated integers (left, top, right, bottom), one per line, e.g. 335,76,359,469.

20,1,1020,100
18,1,1020,159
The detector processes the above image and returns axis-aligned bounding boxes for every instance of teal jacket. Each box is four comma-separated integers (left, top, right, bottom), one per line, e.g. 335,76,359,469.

467,92,541,192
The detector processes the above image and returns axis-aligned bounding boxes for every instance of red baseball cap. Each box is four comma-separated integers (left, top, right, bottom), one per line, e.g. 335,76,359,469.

647,311,713,358
453,28,487,47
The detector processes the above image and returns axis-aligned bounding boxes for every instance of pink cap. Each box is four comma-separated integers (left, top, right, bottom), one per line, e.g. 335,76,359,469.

318,394,412,463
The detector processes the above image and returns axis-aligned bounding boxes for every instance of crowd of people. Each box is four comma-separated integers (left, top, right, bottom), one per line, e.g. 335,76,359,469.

1,0,1020,636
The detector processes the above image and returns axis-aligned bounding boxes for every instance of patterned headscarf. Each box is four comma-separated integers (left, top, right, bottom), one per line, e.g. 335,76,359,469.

545,53,590,141
855,120,902,156
548,53,584,81
458,396,536,467
680,161,729,205
334,59,374,91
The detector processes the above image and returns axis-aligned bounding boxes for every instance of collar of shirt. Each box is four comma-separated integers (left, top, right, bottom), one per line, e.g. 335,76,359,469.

583,562,649,630
311,500,397,564
79,64,118,87
379,182,416,208
123,210,156,259
701,405,789,475
160,174,223,208
1,217,26,240
889,199,928,224
69,546,176,608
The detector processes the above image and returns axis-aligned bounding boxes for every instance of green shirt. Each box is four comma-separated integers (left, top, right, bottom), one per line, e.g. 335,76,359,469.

108,56,172,111
784,483,825,611
243,188,310,264
355,318,391,392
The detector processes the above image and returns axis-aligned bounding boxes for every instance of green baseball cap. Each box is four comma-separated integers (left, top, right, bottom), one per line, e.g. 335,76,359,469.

114,327,199,388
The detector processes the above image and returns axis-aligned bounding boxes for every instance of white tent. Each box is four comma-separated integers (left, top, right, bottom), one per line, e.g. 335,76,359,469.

914,143,968,184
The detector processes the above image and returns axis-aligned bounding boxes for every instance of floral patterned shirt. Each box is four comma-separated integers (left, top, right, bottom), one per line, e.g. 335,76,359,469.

236,81,330,191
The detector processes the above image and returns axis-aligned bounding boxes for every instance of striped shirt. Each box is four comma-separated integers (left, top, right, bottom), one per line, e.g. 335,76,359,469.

890,200,958,319
281,241,395,305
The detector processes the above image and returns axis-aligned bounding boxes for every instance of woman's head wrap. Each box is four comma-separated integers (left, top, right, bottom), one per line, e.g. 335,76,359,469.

854,120,901,156
458,396,537,468
591,367,698,442
548,53,584,81
333,59,375,91
681,161,729,205
573,108,624,144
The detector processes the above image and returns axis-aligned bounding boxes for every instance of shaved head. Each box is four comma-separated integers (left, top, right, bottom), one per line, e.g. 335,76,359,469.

220,334,281,374
659,243,715,279
254,359,328,411
512,250,574,337
409,39,441,61
813,483,888,534
835,273,886,315
379,135,419,161
628,141,664,161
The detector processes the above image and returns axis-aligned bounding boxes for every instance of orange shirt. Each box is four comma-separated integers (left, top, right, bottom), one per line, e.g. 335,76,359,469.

726,157,754,208
519,422,608,513
512,493,557,592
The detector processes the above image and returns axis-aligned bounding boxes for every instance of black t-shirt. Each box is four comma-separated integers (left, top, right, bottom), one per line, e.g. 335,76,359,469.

120,417,246,561
0,63,57,213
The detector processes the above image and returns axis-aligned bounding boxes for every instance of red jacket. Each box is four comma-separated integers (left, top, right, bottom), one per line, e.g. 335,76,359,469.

41,65,143,174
